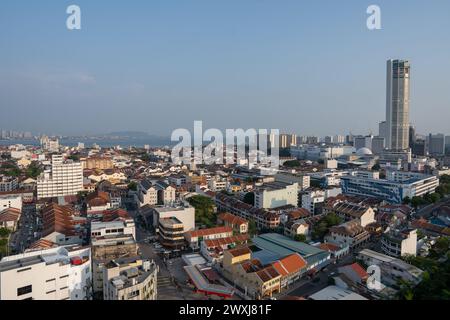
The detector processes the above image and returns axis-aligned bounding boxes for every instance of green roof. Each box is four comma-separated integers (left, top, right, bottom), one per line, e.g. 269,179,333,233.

252,233,330,267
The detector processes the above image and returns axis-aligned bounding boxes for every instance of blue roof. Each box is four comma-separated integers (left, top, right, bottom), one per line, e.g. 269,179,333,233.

252,233,330,267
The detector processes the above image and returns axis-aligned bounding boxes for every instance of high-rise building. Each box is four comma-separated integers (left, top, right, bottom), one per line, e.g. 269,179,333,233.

334,135,345,144
37,155,83,199
378,121,387,140
40,135,60,152
409,125,416,149
427,133,445,156
278,134,297,148
385,59,411,151
371,136,385,155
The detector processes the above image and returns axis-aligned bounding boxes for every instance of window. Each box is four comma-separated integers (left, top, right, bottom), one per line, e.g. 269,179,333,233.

17,267,32,273
17,285,32,296
46,278,56,282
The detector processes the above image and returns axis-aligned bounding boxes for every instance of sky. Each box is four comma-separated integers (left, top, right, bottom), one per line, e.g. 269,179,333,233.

0,0,449,137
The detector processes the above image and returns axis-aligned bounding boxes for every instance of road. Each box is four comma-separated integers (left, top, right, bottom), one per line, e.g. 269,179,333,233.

133,217,209,300
9,204,40,254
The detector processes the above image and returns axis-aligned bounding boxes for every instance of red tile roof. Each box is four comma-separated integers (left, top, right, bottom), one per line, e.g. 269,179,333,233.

348,263,369,279
41,203,85,237
203,234,249,249
319,242,341,252
28,239,57,250
227,246,252,257
218,212,248,226
186,226,233,238
271,254,307,276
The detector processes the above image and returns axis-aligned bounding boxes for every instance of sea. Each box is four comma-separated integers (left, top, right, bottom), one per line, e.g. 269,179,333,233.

0,137,174,148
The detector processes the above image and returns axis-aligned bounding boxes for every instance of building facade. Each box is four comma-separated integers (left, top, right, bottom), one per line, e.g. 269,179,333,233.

385,59,410,151
37,155,83,199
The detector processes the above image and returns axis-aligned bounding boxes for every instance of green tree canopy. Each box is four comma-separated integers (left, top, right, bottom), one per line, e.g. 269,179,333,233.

243,192,255,206
187,195,217,228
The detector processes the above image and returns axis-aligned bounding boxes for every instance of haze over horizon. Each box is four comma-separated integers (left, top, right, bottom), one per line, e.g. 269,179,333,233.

1,0,450,137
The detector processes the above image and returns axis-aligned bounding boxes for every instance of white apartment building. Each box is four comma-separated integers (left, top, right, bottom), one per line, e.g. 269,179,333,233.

208,176,229,192
0,194,23,212
301,190,325,215
0,246,91,300
341,170,439,204
275,173,310,191
103,257,158,300
358,249,423,286
37,155,83,199
254,182,298,209
137,179,176,207
40,136,60,152
0,176,19,192
152,203,195,232
91,220,136,241
381,228,417,257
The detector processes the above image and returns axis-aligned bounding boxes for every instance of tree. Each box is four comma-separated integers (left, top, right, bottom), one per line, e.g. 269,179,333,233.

411,196,425,209
128,181,138,191
371,163,381,171
311,213,342,241
243,192,255,206
400,237,450,300
402,196,411,205
0,228,10,238
283,160,301,168
26,161,43,179
187,195,217,228
67,154,80,161
294,234,307,242
248,219,258,236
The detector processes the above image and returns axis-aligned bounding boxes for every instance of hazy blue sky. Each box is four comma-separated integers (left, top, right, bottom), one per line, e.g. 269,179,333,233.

1,0,449,137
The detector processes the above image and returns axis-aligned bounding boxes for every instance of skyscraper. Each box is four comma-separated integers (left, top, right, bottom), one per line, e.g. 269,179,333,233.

385,59,411,151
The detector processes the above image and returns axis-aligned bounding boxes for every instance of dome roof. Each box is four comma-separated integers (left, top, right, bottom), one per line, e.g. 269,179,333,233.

356,147,373,156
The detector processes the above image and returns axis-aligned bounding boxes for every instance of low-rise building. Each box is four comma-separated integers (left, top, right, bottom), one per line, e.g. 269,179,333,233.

326,220,371,251
381,228,417,257
357,249,423,286
217,212,249,234
90,209,136,241
91,234,138,295
103,257,158,300
254,182,298,209
323,200,376,227
309,285,368,300
200,234,250,263
152,203,195,232
0,207,21,231
0,246,91,300
158,217,186,249
215,193,281,230
0,176,19,192
185,226,233,250
271,253,307,289
0,193,22,212
222,246,281,299
341,171,439,204
40,203,87,246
